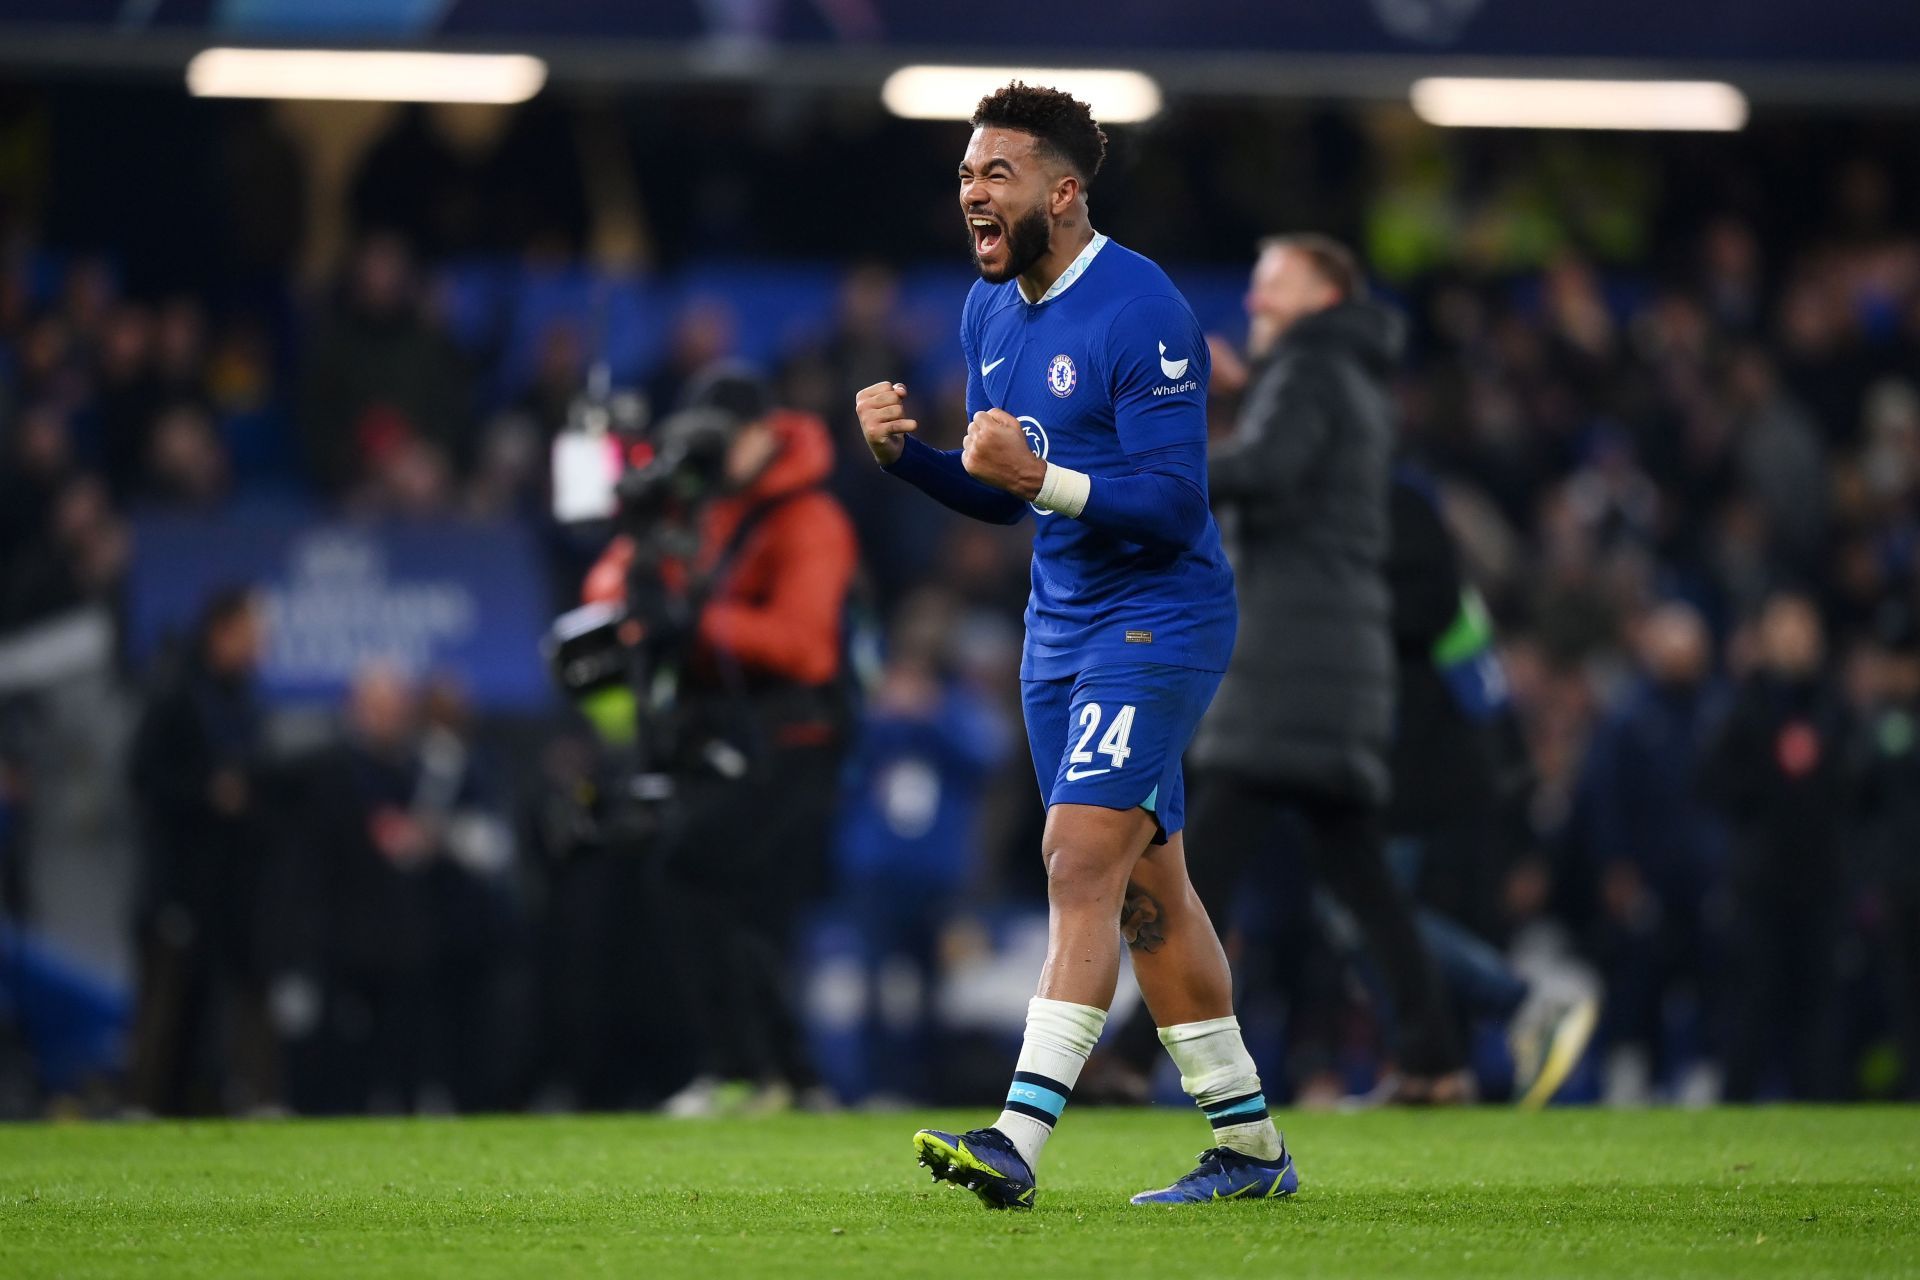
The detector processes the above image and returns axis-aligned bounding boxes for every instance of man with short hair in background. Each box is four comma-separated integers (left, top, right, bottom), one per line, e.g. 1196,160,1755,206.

1701,589,1851,1101
1189,235,1470,1101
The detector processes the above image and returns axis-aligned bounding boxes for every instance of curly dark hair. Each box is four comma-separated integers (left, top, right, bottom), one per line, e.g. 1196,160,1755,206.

971,81,1108,184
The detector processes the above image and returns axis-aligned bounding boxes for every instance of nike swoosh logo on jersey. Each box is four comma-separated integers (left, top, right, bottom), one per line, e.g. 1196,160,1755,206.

1158,341,1189,379
981,356,1007,376
1064,766,1111,781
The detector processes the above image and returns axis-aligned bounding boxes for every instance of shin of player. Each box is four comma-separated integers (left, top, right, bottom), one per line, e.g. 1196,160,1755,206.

992,807,1282,1172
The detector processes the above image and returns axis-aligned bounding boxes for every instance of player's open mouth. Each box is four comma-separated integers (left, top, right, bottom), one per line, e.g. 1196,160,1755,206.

970,216,1003,256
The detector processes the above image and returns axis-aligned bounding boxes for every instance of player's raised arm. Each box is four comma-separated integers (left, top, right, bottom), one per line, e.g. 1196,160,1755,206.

858,380,1027,526
853,379,919,465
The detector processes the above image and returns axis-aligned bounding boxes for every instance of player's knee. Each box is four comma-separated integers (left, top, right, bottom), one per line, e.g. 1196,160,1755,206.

1043,844,1127,912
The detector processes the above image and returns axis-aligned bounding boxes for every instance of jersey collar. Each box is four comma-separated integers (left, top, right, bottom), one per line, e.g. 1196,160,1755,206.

1019,231,1108,306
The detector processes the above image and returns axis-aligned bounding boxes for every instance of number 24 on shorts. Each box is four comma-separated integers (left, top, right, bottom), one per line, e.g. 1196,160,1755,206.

1069,702,1137,777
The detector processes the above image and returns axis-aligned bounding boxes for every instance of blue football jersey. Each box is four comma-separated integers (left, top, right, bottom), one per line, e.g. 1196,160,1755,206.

960,234,1237,681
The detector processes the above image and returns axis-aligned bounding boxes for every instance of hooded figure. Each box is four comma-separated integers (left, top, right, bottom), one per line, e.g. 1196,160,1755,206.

1192,288,1403,806
1176,236,1464,1092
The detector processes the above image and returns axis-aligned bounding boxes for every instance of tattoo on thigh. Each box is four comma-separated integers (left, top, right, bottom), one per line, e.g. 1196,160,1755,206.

1119,881,1166,953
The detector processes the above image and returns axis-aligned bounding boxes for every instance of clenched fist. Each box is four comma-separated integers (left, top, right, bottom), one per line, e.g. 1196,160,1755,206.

853,380,918,466
961,408,1046,500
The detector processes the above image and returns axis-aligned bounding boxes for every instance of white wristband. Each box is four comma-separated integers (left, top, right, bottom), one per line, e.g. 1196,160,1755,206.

1034,463,1091,518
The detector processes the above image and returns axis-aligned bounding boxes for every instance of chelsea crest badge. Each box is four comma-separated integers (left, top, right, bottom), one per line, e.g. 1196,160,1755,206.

1046,353,1076,398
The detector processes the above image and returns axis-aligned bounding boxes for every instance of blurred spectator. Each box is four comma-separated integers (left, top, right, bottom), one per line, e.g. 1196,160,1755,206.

153,296,210,410
470,321,583,520
1725,346,1828,572
831,589,1010,1103
412,677,522,1110
298,234,473,497
141,404,232,512
519,321,589,439
790,264,910,424
466,414,544,521
1,405,82,629
277,663,517,1114
93,301,159,500
781,264,925,600
1571,602,1728,1101
1699,217,1766,336
60,256,115,358
1777,266,1875,448
48,476,129,606
279,664,433,1114
644,298,737,417
354,437,457,519
1701,591,1853,1101
0,406,127,630
1380,468,1596,1107
125,587,276,1115
1384,468,1530,939
1540,255,1622,409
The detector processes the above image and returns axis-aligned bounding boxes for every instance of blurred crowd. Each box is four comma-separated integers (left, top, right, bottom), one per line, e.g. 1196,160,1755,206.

1385,193,1920,1102
4,92,1920,1114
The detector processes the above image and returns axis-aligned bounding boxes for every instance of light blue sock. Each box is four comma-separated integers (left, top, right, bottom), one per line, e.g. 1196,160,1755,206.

993,997,1108,1170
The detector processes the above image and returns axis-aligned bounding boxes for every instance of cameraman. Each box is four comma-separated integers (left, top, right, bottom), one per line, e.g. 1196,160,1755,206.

582,367,858,1113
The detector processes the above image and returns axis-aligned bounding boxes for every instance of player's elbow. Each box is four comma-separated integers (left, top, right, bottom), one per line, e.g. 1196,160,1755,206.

1163,480,1210,545
1135,476,1209,550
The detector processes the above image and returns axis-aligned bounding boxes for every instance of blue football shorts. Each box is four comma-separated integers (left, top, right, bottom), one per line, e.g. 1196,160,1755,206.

1020,662,1225,843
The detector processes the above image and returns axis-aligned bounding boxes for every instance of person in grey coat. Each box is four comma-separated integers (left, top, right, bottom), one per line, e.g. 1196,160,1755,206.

1187,235,1467,1095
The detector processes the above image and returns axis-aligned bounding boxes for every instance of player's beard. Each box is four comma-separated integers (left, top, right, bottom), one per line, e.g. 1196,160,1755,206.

971,205,1052,284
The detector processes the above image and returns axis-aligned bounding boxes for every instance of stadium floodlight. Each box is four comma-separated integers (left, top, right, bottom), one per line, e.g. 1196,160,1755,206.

882,65,1163,123
1410,77,1748,131
186,49,547,104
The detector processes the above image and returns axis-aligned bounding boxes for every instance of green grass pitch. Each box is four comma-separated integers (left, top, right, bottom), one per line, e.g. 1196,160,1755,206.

3,1108,1917,1277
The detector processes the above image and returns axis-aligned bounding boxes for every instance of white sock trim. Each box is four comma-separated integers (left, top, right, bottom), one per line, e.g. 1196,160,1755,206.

994,998,1107,1170
1159,1015,1284,1160
1160,1016,1257,1097
1025,997,1107,1058
1158,1015,1241,1045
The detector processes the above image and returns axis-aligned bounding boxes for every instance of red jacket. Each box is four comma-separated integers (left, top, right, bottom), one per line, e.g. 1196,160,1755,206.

583,409,857,687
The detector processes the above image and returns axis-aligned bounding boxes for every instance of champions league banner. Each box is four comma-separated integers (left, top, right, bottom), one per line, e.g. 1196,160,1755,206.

128,512,554,712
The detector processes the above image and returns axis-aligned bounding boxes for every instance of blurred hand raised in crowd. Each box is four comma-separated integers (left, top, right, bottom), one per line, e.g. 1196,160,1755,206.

1207,334,1249,396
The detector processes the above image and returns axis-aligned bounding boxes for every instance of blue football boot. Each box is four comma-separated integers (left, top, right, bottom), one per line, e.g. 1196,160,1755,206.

912,1127,1037,1210
1129,1144,1299,1204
